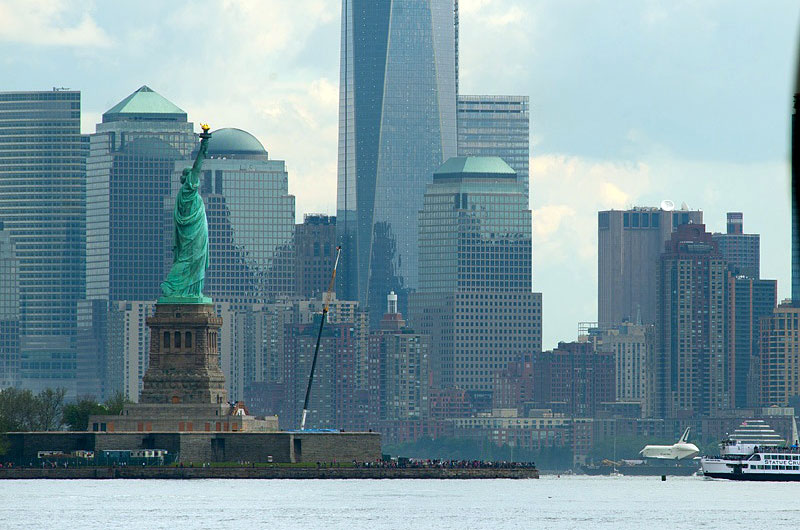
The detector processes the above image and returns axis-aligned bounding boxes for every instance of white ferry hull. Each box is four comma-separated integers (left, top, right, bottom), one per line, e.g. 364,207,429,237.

702,456,800,481
703,471,800,481
701,418,800,481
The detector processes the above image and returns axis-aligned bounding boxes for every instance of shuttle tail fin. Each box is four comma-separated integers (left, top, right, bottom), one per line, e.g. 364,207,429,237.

678,427,690,444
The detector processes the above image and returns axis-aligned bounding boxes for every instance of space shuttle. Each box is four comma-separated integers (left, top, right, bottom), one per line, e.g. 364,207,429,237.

639,427,700,460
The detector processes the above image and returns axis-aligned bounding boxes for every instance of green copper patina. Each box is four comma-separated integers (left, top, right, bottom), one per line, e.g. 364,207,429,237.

159,125,212,304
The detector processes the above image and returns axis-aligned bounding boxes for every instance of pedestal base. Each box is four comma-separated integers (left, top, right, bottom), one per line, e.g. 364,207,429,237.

139,303,227,405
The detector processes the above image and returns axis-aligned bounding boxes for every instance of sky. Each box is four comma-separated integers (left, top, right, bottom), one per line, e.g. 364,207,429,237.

1,0,798,348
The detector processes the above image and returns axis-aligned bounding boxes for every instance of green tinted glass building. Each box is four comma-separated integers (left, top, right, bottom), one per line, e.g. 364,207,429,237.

0,90,85,393
410,157,541,398
457,95,530,197
86,86,196,303
181,128,296,305
0,223,20,389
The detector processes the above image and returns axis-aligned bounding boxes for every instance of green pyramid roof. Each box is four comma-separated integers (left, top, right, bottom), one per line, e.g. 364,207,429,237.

434,156,516,179
103,86,186,120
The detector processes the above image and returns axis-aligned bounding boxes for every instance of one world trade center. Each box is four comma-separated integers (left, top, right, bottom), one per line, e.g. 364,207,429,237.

336,0,457,323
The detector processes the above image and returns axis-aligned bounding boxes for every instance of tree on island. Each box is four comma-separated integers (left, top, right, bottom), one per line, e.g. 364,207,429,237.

62,392,129,431
0,387,66,433
0,388,68,455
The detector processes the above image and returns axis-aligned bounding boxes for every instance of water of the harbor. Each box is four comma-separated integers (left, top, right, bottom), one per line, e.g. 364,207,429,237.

1,475,796,529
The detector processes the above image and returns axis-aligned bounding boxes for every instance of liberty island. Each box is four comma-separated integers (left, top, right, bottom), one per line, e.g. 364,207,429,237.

2,125,381,468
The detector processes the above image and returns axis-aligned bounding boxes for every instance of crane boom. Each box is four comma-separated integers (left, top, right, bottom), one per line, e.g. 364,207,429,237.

300,246,342,430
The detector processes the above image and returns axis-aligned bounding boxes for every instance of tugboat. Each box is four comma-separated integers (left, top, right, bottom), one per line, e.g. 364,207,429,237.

701,419,800,481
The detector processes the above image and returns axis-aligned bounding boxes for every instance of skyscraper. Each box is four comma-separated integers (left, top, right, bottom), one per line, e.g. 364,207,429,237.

336,0,458,320
712,212,760,279
0,90,85,393
187,127,296,305
369,292,430,430
409,157,541,399
594,322,655,417
86,86,196,303
532,341,616,418
295,214,337,299
656,223,727,417
0,223,20,390
108,300,155,402
238,300,295,395
759,301,800,406
282,298,370,430
457,95,530,196
726,275,776,408
598,206,703,326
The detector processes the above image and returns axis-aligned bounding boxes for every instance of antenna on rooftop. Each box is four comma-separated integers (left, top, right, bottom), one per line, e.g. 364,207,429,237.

660,199,675,212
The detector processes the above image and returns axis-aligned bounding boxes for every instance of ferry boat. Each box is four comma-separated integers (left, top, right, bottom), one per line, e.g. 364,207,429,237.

701,419,800,481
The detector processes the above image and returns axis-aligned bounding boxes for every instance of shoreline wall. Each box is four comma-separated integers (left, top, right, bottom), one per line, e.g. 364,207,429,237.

0,467,539,480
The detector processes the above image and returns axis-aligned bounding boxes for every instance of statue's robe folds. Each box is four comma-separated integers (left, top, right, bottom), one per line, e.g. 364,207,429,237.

160,169,209,298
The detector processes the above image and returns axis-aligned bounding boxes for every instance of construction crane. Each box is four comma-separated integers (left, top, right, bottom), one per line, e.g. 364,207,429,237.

299,245,342,430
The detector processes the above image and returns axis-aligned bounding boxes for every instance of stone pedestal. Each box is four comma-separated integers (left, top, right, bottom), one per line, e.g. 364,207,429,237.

90,302,278,434
139,303,227,405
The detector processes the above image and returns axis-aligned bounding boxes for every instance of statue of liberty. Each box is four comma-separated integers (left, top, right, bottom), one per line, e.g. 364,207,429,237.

159,124,212,303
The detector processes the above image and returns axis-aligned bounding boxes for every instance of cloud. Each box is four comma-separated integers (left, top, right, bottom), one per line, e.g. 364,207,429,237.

531,154,653,348
457,0,536,90
0,0,111,47
75,1,341,220
533,204,573,240
532,154,652,267
601,182,630,207
487,6,527,27
459,0,497,15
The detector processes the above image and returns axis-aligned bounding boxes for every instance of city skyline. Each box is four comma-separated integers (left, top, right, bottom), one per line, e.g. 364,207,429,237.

1,0,797,349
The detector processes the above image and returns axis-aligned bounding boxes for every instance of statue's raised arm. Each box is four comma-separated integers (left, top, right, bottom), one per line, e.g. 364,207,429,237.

192,124,211,174
159,124,213,304
181,123,211,190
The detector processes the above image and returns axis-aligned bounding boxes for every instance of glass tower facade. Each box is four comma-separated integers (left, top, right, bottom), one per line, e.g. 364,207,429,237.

181,127,296,306
336,0,457,322
86,86,196,303
457,95,530,197
410,157,541,397
726,275,776,408
0,90,85,392
295,214,337,299
0,223,20,389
